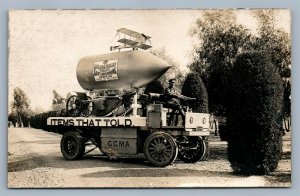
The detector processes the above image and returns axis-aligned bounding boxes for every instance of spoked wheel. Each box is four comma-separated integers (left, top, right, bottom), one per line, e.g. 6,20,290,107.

66,95,81,117
80,96,94,117
60,131,86,160
144,132,178,167
177,136,206,163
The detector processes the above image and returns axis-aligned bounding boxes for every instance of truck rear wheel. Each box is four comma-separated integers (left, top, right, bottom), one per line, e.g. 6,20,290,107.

144,132,178,167
61,131,86,160
178,136,206,163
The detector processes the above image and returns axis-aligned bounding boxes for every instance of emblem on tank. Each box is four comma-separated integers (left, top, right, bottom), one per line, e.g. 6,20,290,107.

93,59,118,81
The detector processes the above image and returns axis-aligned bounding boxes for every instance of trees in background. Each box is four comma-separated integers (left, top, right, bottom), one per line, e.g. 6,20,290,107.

189,10,253,115
150,48,185,92
9,87,33,127
52,90,64,104
52,90,65,111
189,10,291,117
8,110,18,127
252,10,291,78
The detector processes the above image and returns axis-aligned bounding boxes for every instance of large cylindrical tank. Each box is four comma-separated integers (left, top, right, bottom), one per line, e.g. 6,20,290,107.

77,50,171,90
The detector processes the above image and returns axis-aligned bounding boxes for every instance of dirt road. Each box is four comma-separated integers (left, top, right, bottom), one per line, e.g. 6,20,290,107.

7,127,291,188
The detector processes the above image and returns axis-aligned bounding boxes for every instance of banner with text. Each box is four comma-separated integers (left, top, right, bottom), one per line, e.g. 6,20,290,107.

47,117,147,127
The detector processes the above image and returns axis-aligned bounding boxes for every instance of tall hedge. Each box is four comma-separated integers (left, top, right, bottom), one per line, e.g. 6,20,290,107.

181,72,208,113
226,51,283,175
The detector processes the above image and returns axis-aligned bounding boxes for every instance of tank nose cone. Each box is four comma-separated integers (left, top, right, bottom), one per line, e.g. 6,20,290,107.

148,58,171,78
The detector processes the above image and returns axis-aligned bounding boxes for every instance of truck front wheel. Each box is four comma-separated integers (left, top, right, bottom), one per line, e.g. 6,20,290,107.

144,132,178,167
60,131,86,160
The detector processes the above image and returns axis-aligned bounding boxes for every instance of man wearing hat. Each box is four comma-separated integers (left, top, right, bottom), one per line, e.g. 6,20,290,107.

164,78,185,125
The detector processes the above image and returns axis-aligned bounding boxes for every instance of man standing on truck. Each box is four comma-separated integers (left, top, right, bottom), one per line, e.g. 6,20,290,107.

164,78,185,126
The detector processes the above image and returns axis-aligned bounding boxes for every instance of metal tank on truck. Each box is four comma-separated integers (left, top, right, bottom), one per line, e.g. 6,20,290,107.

77,50,171,90
46,28,211,167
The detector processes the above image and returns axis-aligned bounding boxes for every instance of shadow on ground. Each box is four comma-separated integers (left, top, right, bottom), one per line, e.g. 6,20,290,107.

265,172,291,185
81,168,234,178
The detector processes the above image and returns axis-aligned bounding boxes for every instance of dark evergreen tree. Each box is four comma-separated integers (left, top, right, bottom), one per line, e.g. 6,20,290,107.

226,52,283,175
181,72,208,113
144,80,165,94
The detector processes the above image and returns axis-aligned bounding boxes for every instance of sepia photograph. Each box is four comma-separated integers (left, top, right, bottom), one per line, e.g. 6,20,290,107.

8,9,291,188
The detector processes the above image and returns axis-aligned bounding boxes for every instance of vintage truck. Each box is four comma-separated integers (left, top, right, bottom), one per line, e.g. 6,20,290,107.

43,29,211,167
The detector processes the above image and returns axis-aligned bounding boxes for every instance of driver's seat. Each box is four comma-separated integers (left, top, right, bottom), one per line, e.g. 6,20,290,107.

148,93,184,126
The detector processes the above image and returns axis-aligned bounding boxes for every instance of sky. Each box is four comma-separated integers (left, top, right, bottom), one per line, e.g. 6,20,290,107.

8,9,290,111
